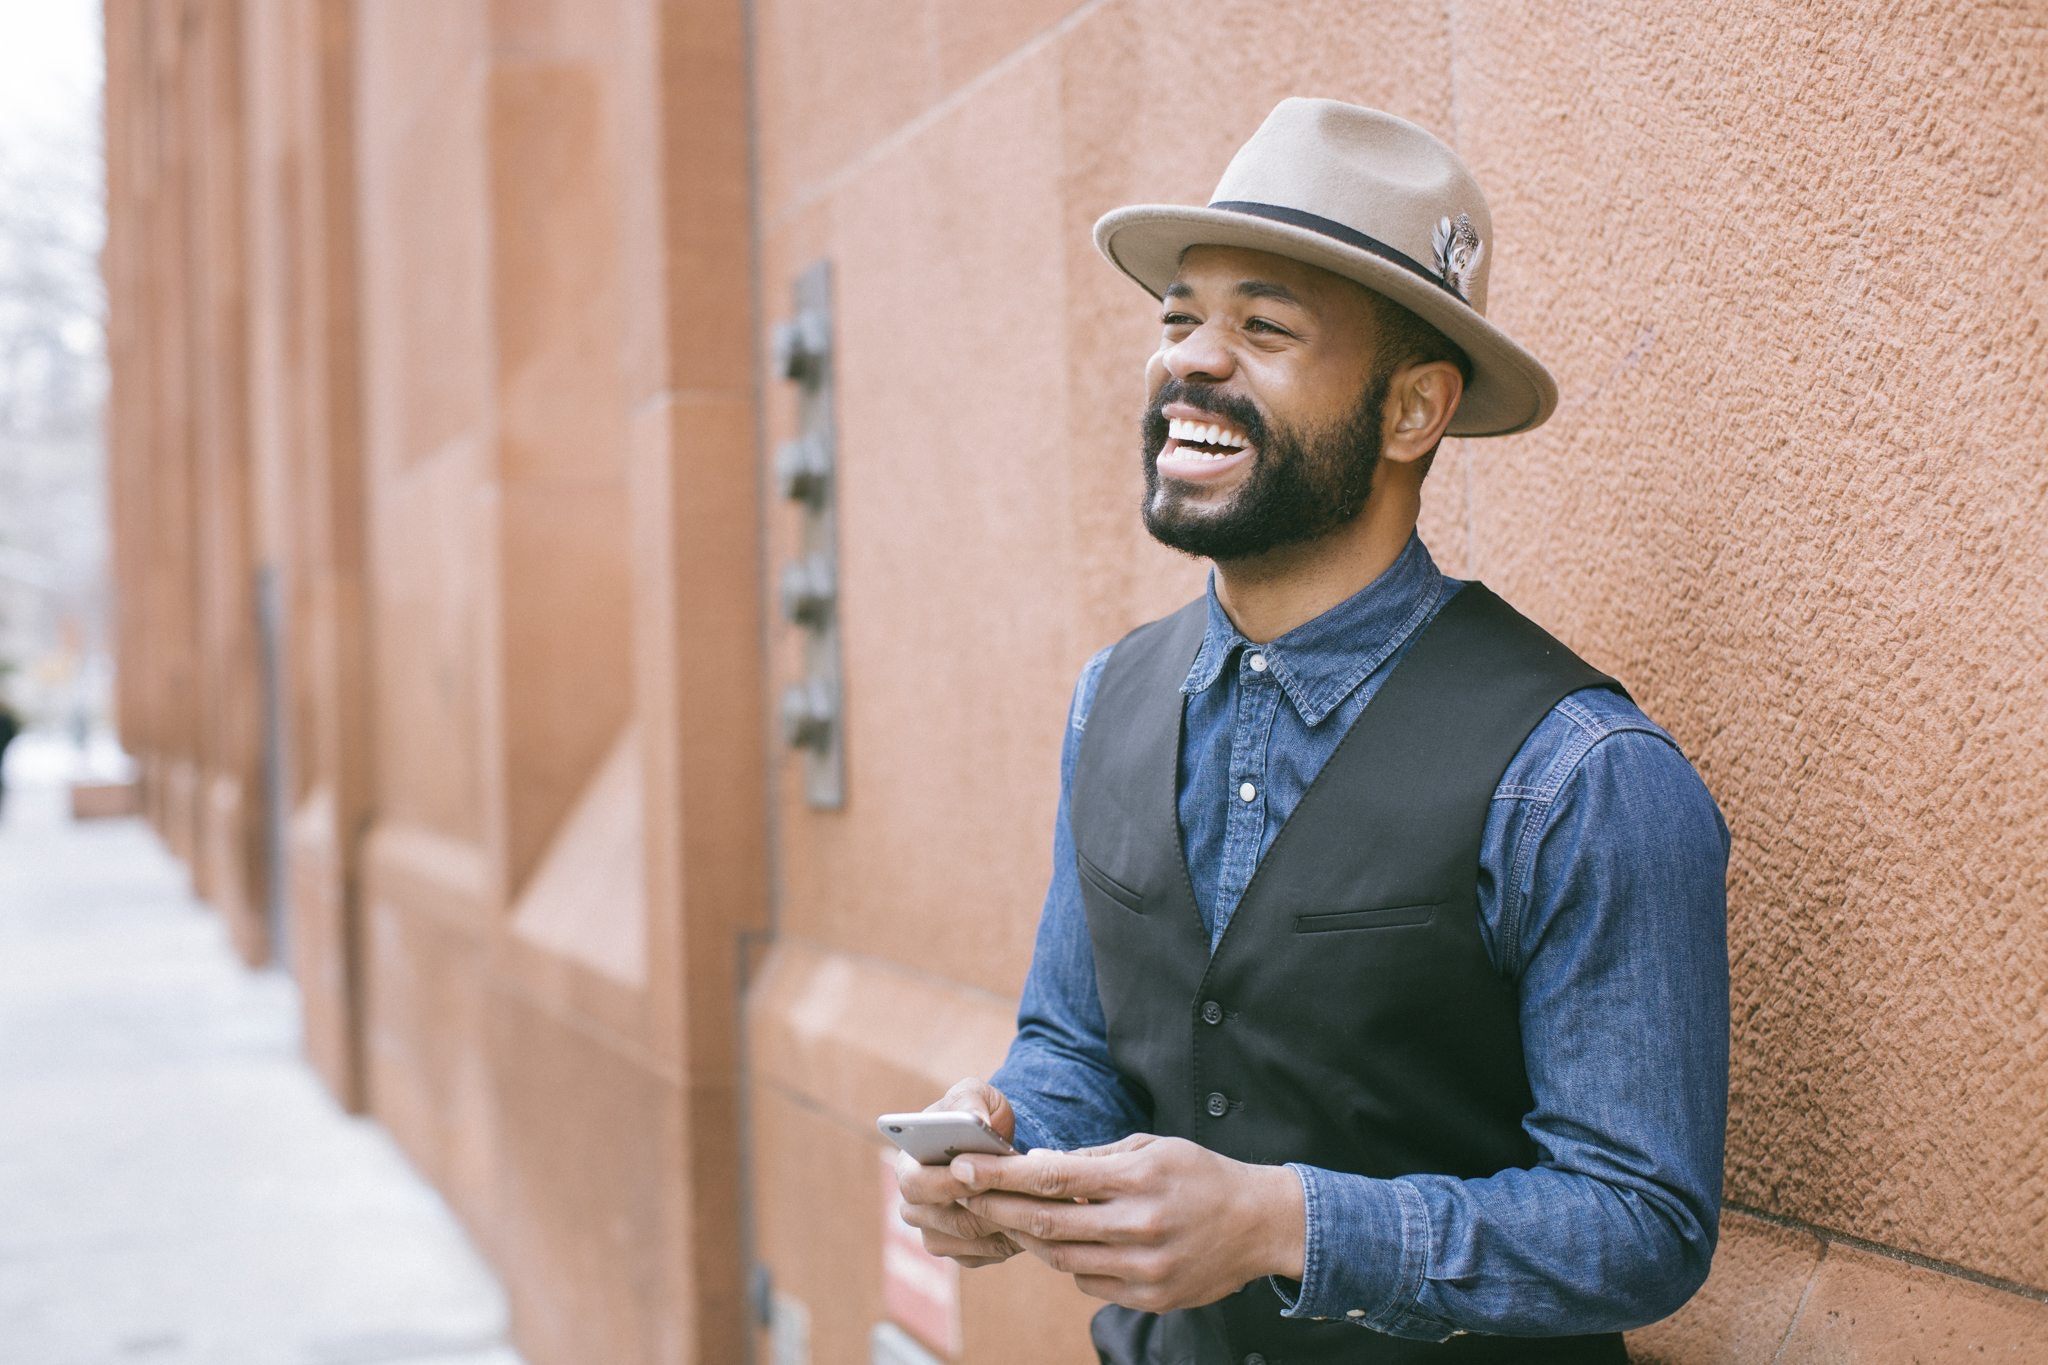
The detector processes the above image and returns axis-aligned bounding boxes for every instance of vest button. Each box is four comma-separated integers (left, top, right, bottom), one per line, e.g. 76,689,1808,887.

1205,1091,1229,1118
1201,1000,1224,1025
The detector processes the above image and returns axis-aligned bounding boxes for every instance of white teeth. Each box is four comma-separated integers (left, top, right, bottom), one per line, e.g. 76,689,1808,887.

1168,417,1248,449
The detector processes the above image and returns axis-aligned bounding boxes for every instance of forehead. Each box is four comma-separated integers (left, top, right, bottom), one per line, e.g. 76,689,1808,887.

1166,244,1372,318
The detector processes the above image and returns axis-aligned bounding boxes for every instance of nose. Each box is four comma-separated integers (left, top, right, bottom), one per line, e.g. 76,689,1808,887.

1161,319,1236,385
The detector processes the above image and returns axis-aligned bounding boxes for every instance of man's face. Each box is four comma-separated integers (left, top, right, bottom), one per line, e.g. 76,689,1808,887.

1139,245,1390,562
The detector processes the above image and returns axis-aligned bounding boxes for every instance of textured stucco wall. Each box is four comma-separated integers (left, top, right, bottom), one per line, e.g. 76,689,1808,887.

107,0,2048,1359
749,0,2048,1357
1422,1,2048,1291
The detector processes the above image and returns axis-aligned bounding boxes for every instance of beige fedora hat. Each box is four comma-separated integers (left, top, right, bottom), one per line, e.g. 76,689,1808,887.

1095,98,1556,437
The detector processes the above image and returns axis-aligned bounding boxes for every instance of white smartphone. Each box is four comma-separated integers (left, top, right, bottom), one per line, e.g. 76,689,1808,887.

877,1110,1018,1165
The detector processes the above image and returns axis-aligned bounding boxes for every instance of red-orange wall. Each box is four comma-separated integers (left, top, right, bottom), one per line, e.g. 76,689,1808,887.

743,1,2048,1361
106,2,764,1362
104,1,2048,1362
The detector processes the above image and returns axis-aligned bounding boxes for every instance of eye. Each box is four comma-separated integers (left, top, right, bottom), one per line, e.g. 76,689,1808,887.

1244,317,1291,336
1160,311,1198,328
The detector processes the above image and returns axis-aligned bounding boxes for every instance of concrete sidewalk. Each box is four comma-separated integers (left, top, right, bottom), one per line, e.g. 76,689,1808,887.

0,756,524,1365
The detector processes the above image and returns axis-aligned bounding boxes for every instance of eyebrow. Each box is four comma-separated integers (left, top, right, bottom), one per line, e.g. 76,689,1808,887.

1163,278,1305,307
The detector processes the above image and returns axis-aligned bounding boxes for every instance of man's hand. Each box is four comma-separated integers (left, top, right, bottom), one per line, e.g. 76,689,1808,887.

891,1078,1024,1268
953,1133,1306,1313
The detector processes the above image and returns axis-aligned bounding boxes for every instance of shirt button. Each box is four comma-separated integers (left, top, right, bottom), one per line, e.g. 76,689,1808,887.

1206,1091,1229,1118
1248,652,1267,672
1201,1000,1224,1025
1238,781,1257,802
1345,1309,1366,1319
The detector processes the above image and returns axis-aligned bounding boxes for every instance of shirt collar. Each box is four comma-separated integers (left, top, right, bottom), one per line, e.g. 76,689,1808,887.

1180,530,1448,727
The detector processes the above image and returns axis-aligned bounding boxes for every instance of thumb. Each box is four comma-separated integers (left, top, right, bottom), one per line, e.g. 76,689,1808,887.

933,1077,1015,1144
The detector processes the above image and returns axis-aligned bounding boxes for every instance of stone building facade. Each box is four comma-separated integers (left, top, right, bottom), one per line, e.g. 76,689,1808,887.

101,1,2047,1361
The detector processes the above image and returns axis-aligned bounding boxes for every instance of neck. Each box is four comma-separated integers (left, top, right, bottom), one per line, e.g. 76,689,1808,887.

1211,484,1421,643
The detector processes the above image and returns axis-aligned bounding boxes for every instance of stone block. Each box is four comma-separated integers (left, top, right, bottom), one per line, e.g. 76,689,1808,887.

361,831,499,1232
746,961,1099,1365
68,781,141,820
487,0,626,62
483,985,690,1365
750,0,940,226
491,480,634,897
485,59,630,486
1626,1213,1825,1364
747,939,1017,1121
286,788,364,1112
750,1084,891,1365
628,392,768,1084
1776,1246,2048,1363
651,0,754,398
355,40,493,477
766,48,1077,999
369,441,486,844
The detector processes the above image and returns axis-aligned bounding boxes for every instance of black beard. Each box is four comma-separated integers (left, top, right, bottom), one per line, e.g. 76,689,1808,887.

1139,374,1389,562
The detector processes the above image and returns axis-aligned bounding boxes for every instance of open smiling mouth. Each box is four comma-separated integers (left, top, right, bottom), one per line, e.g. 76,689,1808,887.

1158,415,1256,478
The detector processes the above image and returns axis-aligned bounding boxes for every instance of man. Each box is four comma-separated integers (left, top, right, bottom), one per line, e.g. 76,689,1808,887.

895,99,1730,1363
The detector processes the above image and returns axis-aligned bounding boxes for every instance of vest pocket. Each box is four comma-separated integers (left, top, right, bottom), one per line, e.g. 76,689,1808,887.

1077,853,1146,912
1292,902,1438,933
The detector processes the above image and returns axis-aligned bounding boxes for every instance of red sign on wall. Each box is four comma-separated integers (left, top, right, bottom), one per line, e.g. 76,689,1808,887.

879,1152,963,1357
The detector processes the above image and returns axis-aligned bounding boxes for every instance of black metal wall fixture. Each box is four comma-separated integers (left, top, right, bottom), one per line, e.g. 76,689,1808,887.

773,260,844,809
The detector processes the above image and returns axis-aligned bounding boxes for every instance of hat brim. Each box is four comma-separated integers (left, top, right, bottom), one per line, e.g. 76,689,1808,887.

1095,204,1557,437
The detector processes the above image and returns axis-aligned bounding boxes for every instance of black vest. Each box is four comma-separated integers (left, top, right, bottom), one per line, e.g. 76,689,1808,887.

1072,583,1630,1365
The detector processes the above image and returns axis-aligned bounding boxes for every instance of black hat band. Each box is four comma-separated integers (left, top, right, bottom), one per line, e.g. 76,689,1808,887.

1206,199,1468,304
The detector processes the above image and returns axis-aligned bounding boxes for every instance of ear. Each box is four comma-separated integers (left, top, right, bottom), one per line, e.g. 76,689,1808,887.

1380,361,1464,468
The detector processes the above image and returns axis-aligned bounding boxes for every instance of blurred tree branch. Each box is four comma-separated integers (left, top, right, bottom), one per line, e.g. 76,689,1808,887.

0,91,107,709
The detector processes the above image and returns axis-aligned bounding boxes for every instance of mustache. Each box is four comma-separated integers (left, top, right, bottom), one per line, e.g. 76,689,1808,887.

1141,380,1269,452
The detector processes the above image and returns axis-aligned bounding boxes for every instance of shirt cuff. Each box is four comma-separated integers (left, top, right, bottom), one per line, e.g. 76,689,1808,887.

1270,1167,1458,1342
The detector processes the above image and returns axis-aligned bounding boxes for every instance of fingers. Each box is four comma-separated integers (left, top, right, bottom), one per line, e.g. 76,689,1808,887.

1073,1274,1126,1304
954,1149,1123,1202
1066,1132,1155,1159
960,1189,1122,1244
895,1149,975,1207
899,1196,994,1243
1013,1232,1148,1280
917,1224,1021,1265
899,1199,1021,1264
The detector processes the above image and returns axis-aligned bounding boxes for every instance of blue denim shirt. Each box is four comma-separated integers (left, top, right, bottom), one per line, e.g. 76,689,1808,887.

990,532,1731,1341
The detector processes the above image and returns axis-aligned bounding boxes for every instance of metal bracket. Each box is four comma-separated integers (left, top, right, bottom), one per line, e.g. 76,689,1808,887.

774,260,845,808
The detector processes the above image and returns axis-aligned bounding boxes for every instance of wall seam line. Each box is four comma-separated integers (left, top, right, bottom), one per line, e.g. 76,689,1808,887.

1727,1201,2048,1302
1768,1245,1827,1365
759,0,1115,236
1443,0,1476,576
737,0,776,1338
